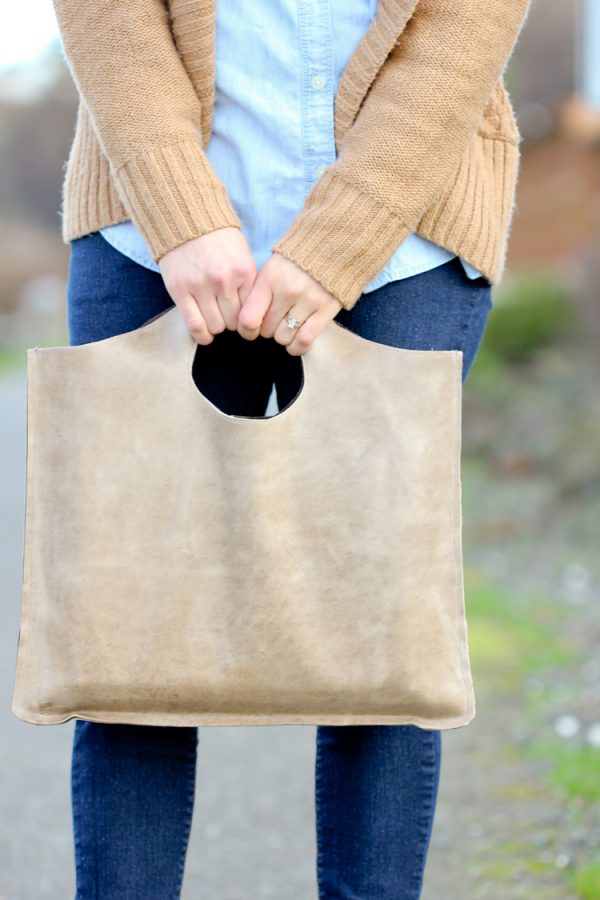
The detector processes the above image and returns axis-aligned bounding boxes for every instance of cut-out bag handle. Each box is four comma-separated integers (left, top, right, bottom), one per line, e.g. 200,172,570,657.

12,304,475,730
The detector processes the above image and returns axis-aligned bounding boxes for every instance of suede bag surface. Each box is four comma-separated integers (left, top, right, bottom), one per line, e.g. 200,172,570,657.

12,305,476,729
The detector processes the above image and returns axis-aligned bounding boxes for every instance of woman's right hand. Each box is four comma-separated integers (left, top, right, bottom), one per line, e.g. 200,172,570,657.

158,226,258,344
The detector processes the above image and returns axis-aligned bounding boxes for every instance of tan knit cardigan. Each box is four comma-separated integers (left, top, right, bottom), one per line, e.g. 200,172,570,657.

53,0,531,310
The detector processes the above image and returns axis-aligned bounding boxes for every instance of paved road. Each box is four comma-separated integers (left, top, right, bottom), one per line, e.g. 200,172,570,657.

0,368,463,899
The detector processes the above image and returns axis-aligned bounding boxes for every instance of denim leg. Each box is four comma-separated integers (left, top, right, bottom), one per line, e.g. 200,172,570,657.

315,725,441,900
313,257,493,900
332,255,493,382
71,721,198,899
66,236,493,898
66,232,176,345
66,232,245,899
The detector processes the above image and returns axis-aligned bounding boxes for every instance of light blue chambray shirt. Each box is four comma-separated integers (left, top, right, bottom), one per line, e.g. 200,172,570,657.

101,0,484,291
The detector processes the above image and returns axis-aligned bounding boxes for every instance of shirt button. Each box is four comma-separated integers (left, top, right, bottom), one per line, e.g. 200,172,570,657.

311,73,326,90
315,164,328,177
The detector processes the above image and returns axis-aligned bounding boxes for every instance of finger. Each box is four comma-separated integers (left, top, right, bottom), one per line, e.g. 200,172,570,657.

193,292,227,336
259,283,304,338
237,263,259,306
273,300,315,347
177,296,214,346
216,292,243,331
285,310,324,356
286,305,337,356
238,277,273,340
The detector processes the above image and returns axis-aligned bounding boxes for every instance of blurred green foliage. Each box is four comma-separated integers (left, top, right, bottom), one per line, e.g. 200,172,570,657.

572,860,600,900
465,569,576,693
479,268,575,365
529,741,600,802
464,568,600,897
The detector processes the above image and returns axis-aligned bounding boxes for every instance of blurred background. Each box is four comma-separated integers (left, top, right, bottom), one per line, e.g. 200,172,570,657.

1,1,599,898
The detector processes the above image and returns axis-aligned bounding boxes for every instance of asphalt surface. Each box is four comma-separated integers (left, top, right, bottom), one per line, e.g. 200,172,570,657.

0,368,462,899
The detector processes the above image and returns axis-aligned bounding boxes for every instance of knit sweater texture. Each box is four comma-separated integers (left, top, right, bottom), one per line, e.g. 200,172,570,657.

52,0,531,311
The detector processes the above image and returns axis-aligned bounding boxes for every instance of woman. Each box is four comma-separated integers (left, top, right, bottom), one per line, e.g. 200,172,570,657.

53,0,531,896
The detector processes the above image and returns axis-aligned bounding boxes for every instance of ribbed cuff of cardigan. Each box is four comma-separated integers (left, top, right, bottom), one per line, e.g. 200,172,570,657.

114,141,242,262
270,171,411,311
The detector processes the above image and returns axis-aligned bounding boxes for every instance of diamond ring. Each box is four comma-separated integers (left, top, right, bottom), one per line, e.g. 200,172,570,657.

285,313,305,330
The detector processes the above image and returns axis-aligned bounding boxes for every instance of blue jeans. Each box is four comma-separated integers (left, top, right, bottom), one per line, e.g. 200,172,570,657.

67,231,493,899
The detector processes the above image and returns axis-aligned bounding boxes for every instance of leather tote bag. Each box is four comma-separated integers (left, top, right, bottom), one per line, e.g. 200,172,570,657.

12,304,476,729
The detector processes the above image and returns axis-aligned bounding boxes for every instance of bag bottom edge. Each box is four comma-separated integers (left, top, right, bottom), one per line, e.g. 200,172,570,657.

12,703,476,730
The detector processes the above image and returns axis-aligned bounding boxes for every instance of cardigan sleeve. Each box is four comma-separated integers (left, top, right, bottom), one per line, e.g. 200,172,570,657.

271,0,532,310
52,0,241,261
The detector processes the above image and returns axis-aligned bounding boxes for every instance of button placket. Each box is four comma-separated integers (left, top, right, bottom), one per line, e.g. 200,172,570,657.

297,0,336,192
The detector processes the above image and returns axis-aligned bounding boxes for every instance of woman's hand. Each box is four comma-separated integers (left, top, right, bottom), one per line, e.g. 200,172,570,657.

238,252,343,355
158,227,257,344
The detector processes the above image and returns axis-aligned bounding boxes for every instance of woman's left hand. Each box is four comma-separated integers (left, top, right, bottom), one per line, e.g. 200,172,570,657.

237,251,343,355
